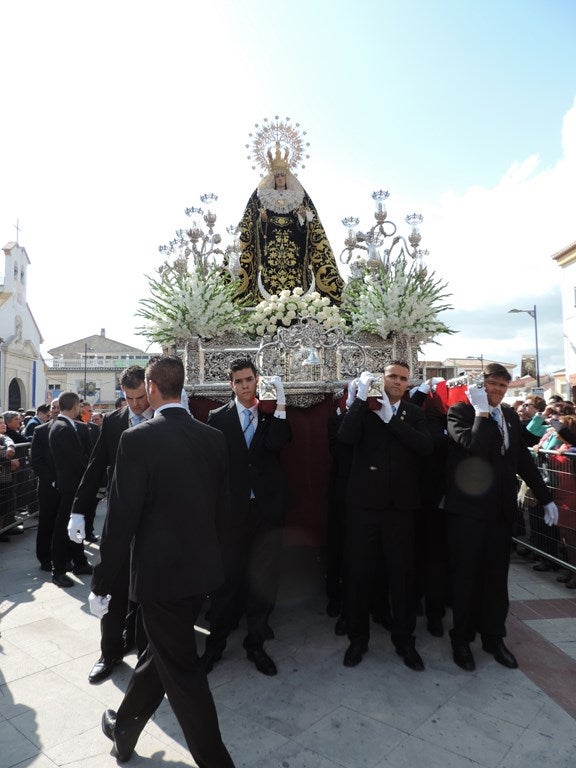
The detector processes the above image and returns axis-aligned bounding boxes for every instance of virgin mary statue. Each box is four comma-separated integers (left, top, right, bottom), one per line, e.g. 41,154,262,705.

236,120,344,305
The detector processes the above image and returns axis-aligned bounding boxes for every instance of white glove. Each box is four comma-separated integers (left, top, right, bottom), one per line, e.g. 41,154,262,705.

357,371,376,401
417,381,431,394
68,513,86,543
544,502,559,526
430,376,445,386
89,592,111,619
346,379,358,409
270,375,286,406
376,390,393,423
466,384,490,414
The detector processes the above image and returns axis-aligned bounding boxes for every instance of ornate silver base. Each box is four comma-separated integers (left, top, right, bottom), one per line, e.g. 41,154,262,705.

182,322,419,408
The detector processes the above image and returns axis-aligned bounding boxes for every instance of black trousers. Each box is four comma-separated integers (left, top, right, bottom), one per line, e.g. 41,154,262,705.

36,482,60,565
448,513,512,642
51,492,88,574
100,558,146,660
207,499,282,652
344,506,416,648
116,595,235,768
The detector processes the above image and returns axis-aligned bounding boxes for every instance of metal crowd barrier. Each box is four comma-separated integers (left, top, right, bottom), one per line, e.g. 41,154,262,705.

514,448,576,573
0,441,38,535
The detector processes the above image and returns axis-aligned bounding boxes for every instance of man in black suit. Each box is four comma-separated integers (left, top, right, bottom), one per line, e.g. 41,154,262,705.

48,392,93,587
69,365,153,683
445,363,558,671
338,363,433,671
91,355,235,767
30,398,61,571
202,357,291,677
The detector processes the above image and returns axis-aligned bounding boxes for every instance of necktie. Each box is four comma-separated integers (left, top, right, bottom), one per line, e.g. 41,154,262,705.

392,404,397,416
243,408,255,447
491,408,506,453
131,414,144,427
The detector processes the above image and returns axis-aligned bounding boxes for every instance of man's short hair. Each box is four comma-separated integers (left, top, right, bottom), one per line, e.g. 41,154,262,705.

37,403,51,415
229,357,258,381
59,391,80,411
120,365,146,390
3,410,20,424
548,394,563,404
145,355,184,398
483,363,511,382
387,359,410,372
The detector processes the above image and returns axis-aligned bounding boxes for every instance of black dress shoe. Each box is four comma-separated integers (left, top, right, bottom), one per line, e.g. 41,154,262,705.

39,561,52,572
10,524,24,534
427,617,444,637
84,533,99,543
101,709,141,763
52,573,75,588
89,656,122,684
334,615,348,636
532,559,558,572
72,563,93,576
200,647,223,674
565,576,576,589
343,642,367,667
481,638,518,669
557,571,573,583
396,643,425,671
452,640,476,671
246,647,277,676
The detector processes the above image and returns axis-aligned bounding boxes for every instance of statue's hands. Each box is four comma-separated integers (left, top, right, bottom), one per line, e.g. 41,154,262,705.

259,207,268,222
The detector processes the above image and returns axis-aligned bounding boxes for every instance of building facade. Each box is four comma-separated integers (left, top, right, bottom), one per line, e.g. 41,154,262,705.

552,240,576,400
46,329,157,409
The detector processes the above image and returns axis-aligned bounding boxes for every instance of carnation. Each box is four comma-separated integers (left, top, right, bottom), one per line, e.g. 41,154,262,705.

242,286,346,339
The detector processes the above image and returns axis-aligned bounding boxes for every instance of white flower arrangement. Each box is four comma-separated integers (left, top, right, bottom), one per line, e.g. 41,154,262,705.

242,287,346,339
136,262,245,345
341,257,454,345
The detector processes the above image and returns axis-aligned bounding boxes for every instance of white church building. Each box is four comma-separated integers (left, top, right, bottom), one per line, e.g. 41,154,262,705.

0,242,46,410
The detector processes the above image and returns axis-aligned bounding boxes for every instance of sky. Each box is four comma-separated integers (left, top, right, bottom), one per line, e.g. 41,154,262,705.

1,0,575,377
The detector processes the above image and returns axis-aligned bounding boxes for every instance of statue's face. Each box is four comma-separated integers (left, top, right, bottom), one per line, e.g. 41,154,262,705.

274,172,286,189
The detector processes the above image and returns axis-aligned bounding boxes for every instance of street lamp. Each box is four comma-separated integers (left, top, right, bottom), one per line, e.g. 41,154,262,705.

467,354,484,372
508,305,540,387
83,343,94,399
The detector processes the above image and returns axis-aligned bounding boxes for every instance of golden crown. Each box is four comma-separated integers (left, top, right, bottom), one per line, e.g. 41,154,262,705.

267,143,290,173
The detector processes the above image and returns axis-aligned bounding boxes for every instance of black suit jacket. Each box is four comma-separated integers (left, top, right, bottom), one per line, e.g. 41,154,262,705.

92,407,230,602
338,398,433,511
207,400,292,524
48,416,91,494
445,401,553,521
30,420,57,485
72,407,130,516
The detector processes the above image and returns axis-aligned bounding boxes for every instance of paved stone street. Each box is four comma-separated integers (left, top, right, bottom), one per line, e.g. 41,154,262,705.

1,506,575,768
